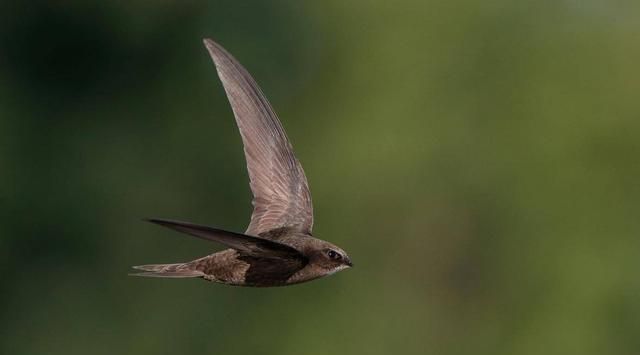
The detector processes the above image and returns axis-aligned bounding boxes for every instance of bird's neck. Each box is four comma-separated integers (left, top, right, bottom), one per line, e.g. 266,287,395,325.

286,264,325,284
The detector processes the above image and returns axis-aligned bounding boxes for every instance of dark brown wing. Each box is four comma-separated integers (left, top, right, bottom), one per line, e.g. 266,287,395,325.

146,218,305,261
203,39,313,236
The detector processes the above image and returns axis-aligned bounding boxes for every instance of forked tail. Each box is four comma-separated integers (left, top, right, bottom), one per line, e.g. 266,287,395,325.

130,263,204,278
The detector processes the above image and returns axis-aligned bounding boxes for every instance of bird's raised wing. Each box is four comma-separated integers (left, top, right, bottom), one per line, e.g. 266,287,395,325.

203,38,313,236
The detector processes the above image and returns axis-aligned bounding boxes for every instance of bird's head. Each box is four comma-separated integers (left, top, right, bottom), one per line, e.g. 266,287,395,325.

308,240,353,274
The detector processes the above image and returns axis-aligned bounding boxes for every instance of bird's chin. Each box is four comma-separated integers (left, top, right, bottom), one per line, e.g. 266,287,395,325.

327,264,351,276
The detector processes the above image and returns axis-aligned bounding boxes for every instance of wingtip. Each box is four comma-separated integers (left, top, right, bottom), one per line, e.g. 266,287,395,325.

144,217,171,222
203,38,222,56
202,37,214,47
143,218,178,229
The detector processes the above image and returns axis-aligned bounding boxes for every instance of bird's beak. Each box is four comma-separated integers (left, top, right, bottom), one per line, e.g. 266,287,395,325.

345,258,354,268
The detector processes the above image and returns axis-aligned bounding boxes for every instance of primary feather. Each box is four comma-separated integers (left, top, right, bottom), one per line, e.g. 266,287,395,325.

203,39,314,236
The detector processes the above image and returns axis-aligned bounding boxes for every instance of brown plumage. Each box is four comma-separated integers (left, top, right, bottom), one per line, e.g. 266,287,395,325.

131,39,352,287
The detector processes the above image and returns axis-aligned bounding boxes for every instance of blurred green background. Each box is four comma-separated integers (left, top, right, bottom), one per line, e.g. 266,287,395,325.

2,1,639,354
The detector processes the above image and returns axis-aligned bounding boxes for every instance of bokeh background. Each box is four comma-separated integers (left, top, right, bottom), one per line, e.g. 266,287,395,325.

2,1,639,354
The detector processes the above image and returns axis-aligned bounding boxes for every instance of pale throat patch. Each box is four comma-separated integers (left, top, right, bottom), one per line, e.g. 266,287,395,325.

326,264,350,276
287,263,350,284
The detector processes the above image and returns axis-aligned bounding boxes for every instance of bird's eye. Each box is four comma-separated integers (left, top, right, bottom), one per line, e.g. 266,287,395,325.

327,250,342,260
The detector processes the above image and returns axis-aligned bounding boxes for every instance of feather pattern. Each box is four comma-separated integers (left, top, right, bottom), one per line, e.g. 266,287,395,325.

203,39,313,236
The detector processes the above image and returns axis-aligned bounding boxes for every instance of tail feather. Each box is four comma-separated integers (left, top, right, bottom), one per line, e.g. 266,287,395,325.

132,263,182,272
130,263,203,278
130,271,203,278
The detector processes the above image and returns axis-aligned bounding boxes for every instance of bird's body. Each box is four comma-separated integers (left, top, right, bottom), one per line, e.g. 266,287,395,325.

134,226,349,287
132,39,352,287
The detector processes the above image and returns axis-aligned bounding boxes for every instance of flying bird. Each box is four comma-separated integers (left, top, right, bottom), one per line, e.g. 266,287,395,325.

131,39,353,287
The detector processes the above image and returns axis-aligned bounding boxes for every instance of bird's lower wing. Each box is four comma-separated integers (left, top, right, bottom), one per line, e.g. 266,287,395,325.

145,218,305,260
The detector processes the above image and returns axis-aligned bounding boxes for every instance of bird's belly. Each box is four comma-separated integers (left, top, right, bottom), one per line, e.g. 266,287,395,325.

187,250,249,285
191,250,304,287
